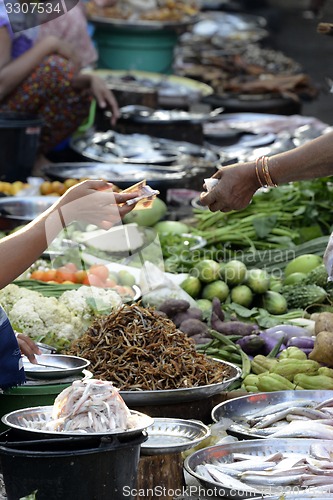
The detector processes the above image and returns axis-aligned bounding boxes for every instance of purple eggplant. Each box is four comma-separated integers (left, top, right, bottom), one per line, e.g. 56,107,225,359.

287,336,315,350
236,334,265,355
259,330,286,355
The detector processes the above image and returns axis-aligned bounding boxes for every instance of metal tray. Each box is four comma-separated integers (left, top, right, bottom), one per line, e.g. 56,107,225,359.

2,406,154,437
120,360,242,405
141,418,210,455
211,390,333,440
88,15,198,31
92,69,214,105
120,106,224,124
23,354,91,380
42,162,187,189
184,438,333,499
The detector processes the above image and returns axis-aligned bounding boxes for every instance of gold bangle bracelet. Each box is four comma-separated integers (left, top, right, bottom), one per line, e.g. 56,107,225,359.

255,157,264,187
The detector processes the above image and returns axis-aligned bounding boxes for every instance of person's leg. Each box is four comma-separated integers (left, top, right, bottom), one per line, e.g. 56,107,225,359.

0,55,92,155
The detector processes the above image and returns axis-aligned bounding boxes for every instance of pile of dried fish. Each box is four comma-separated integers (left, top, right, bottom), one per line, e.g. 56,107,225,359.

230,396,333,439
67,303,233,390
196,441,333,494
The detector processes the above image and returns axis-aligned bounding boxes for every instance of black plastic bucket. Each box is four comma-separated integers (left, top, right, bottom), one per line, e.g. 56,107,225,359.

0,429,146,500
0,112,43,181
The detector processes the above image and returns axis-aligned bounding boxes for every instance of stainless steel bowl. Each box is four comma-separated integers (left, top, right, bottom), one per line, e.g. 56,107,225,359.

184,438,333,499
211,390,333,440
0,196,55,229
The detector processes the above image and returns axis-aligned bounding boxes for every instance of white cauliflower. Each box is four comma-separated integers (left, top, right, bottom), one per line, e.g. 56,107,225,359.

0,283,123,351
59,286,122,324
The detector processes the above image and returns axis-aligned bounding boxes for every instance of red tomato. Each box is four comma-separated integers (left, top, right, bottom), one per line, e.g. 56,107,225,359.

55,267,77,283
75,269,88,284
30,270,47,281
88,264,109,282
43,269,57,282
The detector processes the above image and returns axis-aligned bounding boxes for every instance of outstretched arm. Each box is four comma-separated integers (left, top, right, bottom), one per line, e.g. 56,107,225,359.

0,180,138,289
200,130,333,212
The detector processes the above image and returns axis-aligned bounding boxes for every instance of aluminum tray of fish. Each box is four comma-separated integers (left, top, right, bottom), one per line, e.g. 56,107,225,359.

70,131,221,169
211,390,333,440
2,406,154,437
184,438,333,499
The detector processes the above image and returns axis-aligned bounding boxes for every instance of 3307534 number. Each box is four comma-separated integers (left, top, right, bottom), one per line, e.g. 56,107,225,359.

5,2,62,14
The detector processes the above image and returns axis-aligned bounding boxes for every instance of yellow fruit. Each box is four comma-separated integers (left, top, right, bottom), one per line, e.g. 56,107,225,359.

11,181,24,195
40,181,53,195
64,178,78,189
51,181,66,195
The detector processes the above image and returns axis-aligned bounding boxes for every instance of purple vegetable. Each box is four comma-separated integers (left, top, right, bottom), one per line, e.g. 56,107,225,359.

259,330,286,355
211,297,225,322
264,324,311,341
287,336,315,349
236,334,265,355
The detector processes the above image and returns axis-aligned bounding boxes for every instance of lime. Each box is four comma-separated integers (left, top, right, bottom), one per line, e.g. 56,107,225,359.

230,284,253,308
269,276,283,292
196,298,212,321
192,259,220,283
180,276,202,299
224,260,247,286
246,268,270,294
201,280,229,302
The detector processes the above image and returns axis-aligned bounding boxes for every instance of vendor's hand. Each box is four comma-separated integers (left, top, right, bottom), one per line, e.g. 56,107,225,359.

90,75,120,126
200,161,260,212
55,179,139,230
16,333,41,364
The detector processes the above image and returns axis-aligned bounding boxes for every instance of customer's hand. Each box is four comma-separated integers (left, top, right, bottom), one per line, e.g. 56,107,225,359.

54,179,139,229
16,333,41,363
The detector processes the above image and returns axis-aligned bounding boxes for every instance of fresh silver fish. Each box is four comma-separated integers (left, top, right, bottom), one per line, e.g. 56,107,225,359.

204,464,259,492
241,468,307,486
215,459,278,472
253,407,330,429
268,421,333,439
315,396,333,410
310,442,333,460
306,457,333,474
273,456,306,470
302,474,333,487
247,400,313,422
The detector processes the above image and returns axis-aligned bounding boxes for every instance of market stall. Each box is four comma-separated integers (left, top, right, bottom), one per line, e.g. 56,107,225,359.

1,1,333,499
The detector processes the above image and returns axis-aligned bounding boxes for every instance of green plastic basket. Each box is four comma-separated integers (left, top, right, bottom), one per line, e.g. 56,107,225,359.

93,26,178,74
0,382,72,432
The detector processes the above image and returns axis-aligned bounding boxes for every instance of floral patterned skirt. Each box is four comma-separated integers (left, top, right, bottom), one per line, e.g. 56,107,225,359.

0,55,92,154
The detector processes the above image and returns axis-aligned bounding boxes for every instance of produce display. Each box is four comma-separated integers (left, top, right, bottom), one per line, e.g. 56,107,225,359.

66,303,235,390
0,283,123,349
